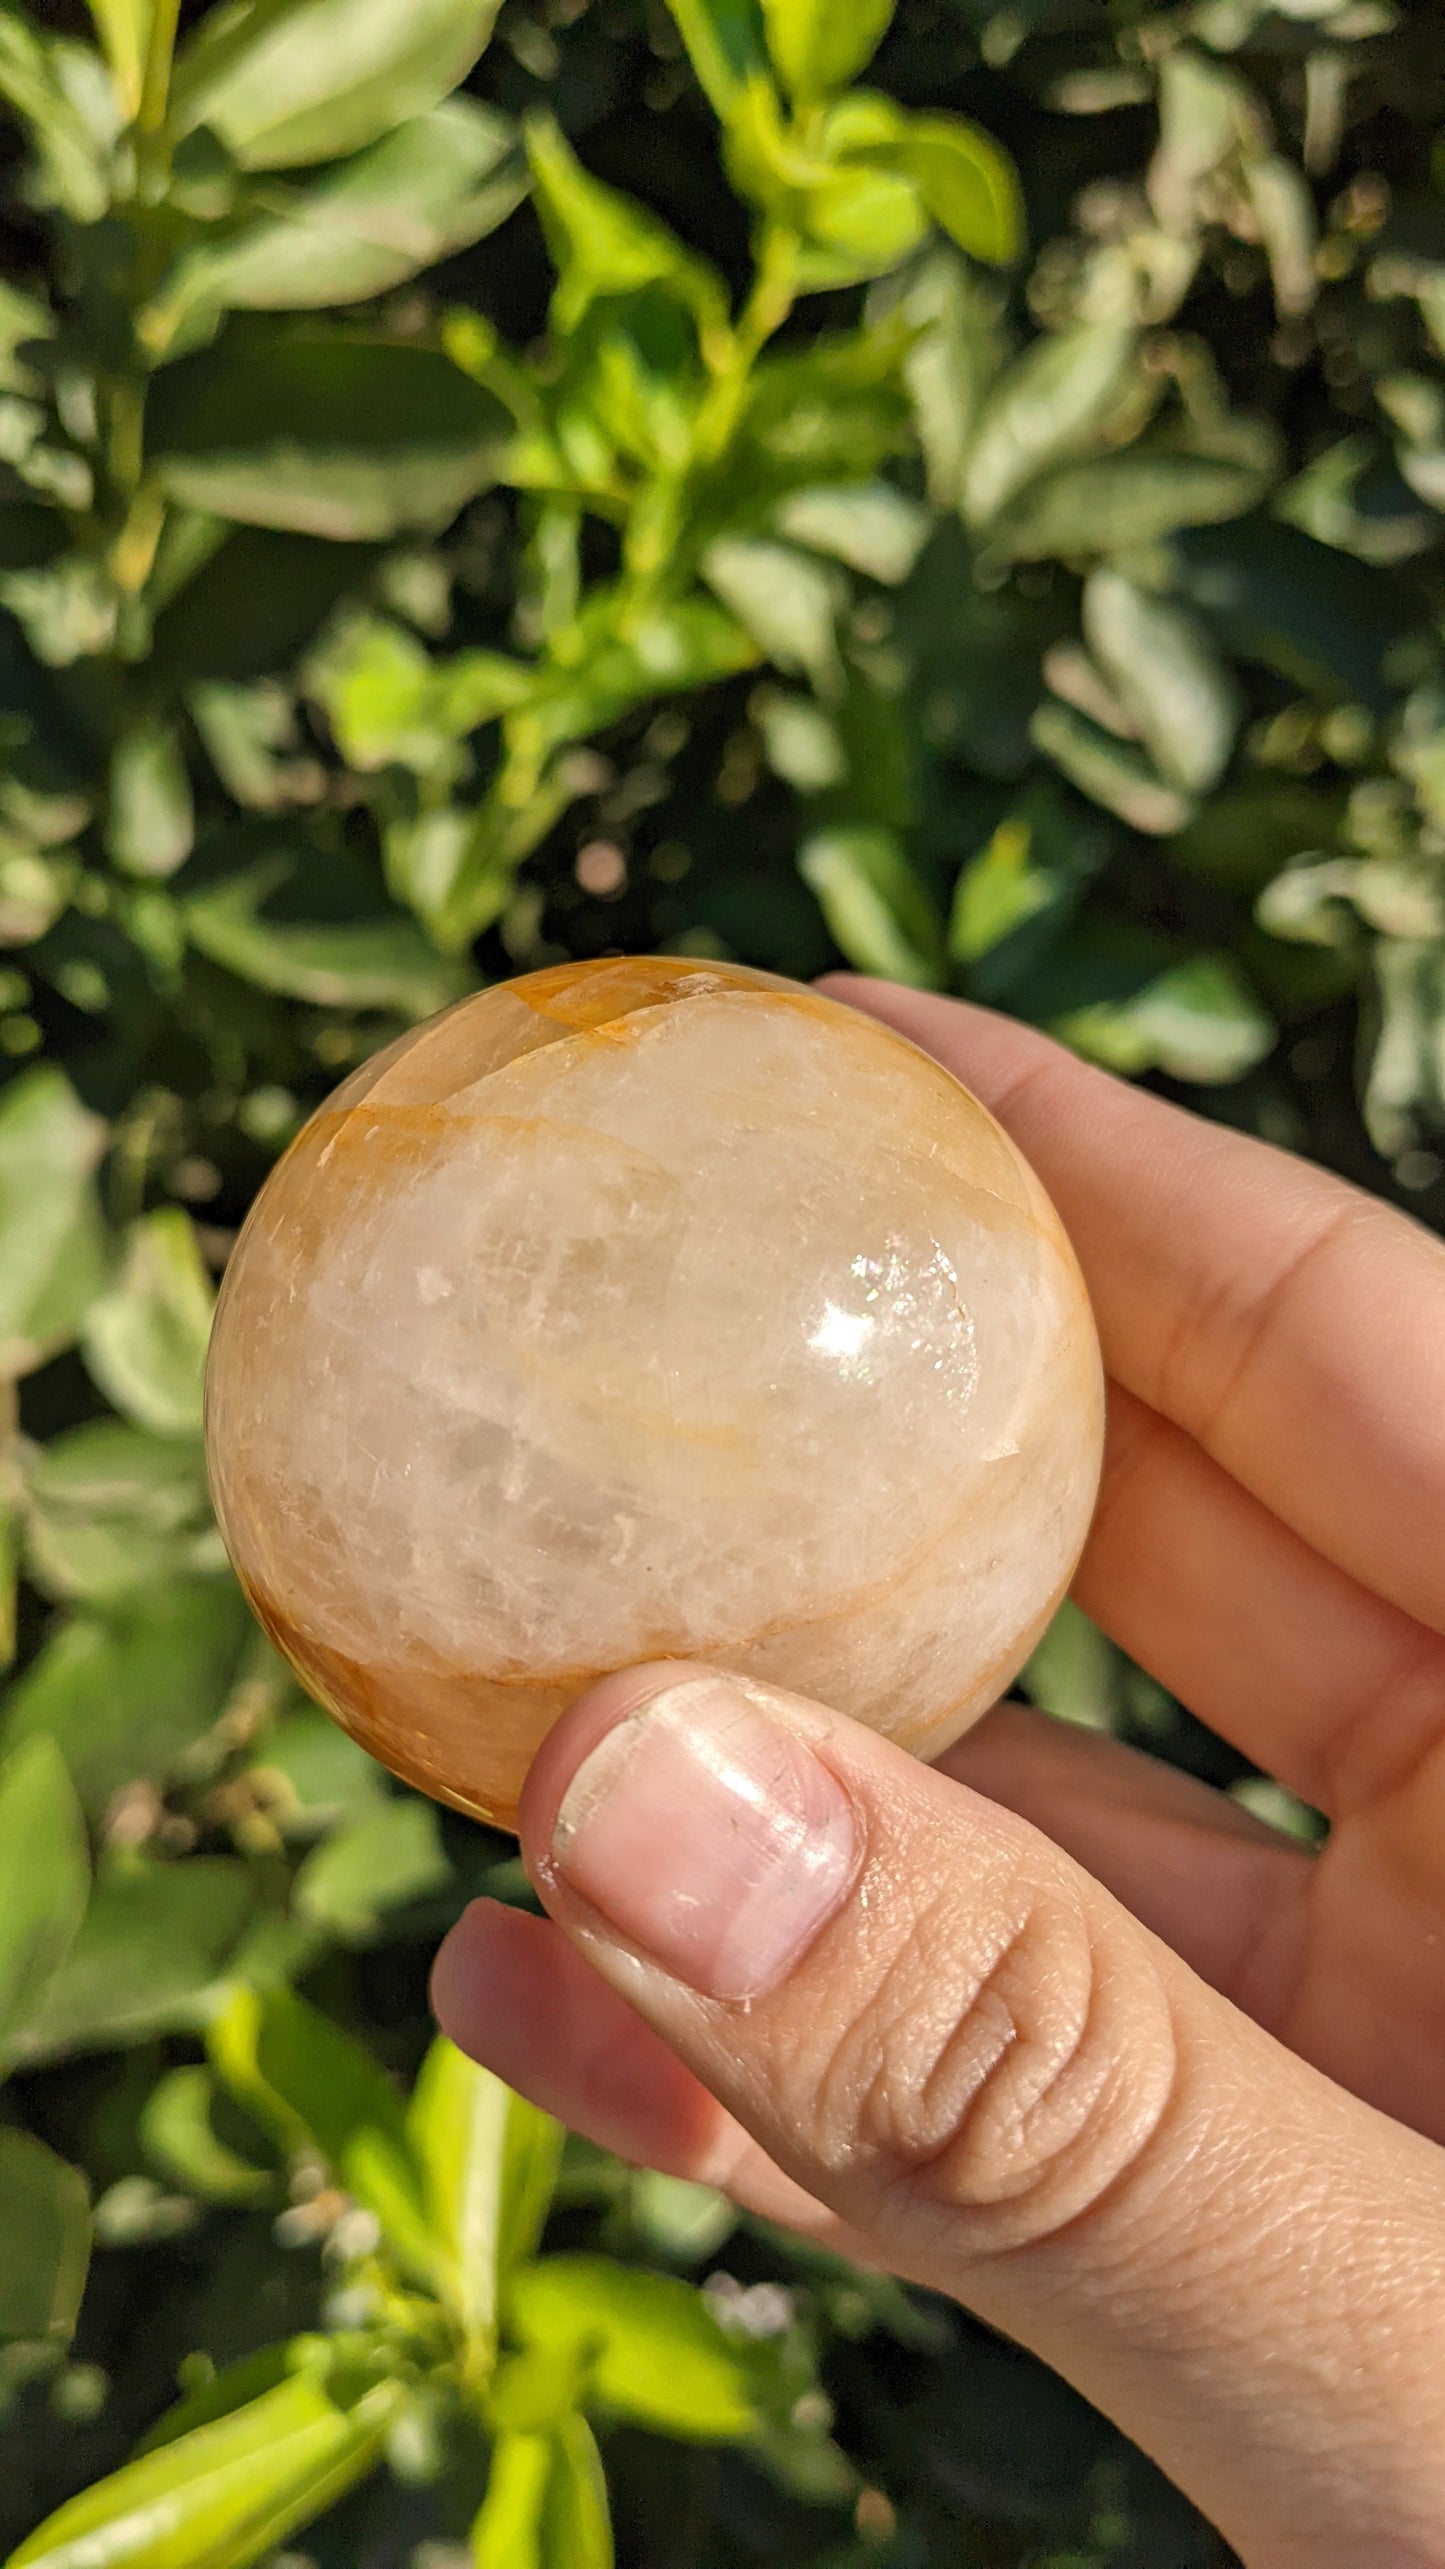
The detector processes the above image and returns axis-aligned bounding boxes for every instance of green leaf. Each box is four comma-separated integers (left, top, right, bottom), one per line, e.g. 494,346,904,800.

661,0,768,117
143,103,525,355
1052,953,1275,1085
1021,1597,1122,1733
148,332,510,541
890,114,1022,265
308,612,534,773
702,537,843,697
409,2038,562,2356
1,1575,253,1820
7,1856,255,2064
80,1209,214,1436
510,2257,760,2442
872,247,1007,510
293,1795,450,1939
988,446,1272,562
0,2131,90,2356
81,0,150,118
9,2362,398,2567
525,113,724,338
243,1704,386,1835
0,1066,108,1379
151,527,383,691
472,2417,613,2569
170,0,503,171
1081,571,1242,796
949,816,1054,964
773,482,928,584
758,0,893,101
0,12,112,222
1171,514,1422,714
184,859,468,1015
1030,698,1196,838
961,321,1138,529
141,2065,276,2207
209,1984,434,2277
23,1421,219,1603
799,824,945,988
105,722,196,882
0,1736,89,2067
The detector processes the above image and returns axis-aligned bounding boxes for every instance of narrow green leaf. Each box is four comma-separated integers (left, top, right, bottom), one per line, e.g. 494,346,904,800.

408,2037,563,2355
80,1209,214,1437
141,2065,275,2207
0,1736,89,2067
171,0,503,171
758,0,893,101
1082,570,1242,796
9,2364,398,2568
471,2416,613,2569
23,1421,218,1606
82,0,151,119
7,1857,255,2065
949,817,1055,964
1030,698,1195,838
661,0,768,117
988,446,1272,562
509,2257,759,2442
106,722,196,881
0,1067,108,1379
0,2131,91,2355
148,332,510,541
799,824,945,988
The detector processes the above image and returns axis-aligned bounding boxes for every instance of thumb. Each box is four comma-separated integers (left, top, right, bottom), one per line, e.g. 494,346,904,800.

502,1663,1445,2569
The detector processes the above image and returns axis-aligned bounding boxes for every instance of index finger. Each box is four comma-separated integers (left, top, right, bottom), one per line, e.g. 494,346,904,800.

825,978,1445,1639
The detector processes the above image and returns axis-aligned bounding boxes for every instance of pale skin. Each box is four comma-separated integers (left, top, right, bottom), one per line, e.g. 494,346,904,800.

432,976,1445,2567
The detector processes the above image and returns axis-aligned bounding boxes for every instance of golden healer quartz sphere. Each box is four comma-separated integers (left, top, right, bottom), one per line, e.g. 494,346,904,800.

206,958,1105,1830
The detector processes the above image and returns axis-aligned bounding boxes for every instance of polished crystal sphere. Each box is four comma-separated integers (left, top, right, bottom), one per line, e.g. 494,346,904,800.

206,959,1104,1830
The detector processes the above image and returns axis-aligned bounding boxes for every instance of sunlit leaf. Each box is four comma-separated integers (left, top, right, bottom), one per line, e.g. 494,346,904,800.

140,2065,275,2208
144,103,525,355
9,2361,399,2567
799,824,945,987
1052,951,1275,1084
1082,570,1242,795
891,114,1022,265
184,859,468,1014
510,2257,760,2441
758,0,893,102
148,331,510,541
961,321,1138,529
526,113,725,337
661,0,768,117
81,1209,214,1437
81,0,150,119
170,0,503,171
408,2037,563,2356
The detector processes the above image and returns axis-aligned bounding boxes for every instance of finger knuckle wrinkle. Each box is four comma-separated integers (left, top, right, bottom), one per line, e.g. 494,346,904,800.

855,1891,1180,2257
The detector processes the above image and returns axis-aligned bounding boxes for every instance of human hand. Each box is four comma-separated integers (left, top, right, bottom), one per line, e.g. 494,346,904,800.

432,978,1445,2568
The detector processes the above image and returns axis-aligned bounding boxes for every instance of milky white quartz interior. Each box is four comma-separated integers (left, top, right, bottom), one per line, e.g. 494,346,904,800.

206,958,1105,1828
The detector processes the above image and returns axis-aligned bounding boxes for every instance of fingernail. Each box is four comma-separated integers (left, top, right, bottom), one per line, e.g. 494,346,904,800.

550,1676,857,2002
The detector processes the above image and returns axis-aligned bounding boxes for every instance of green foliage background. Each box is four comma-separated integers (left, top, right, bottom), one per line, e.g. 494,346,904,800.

0,0,1441,2559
